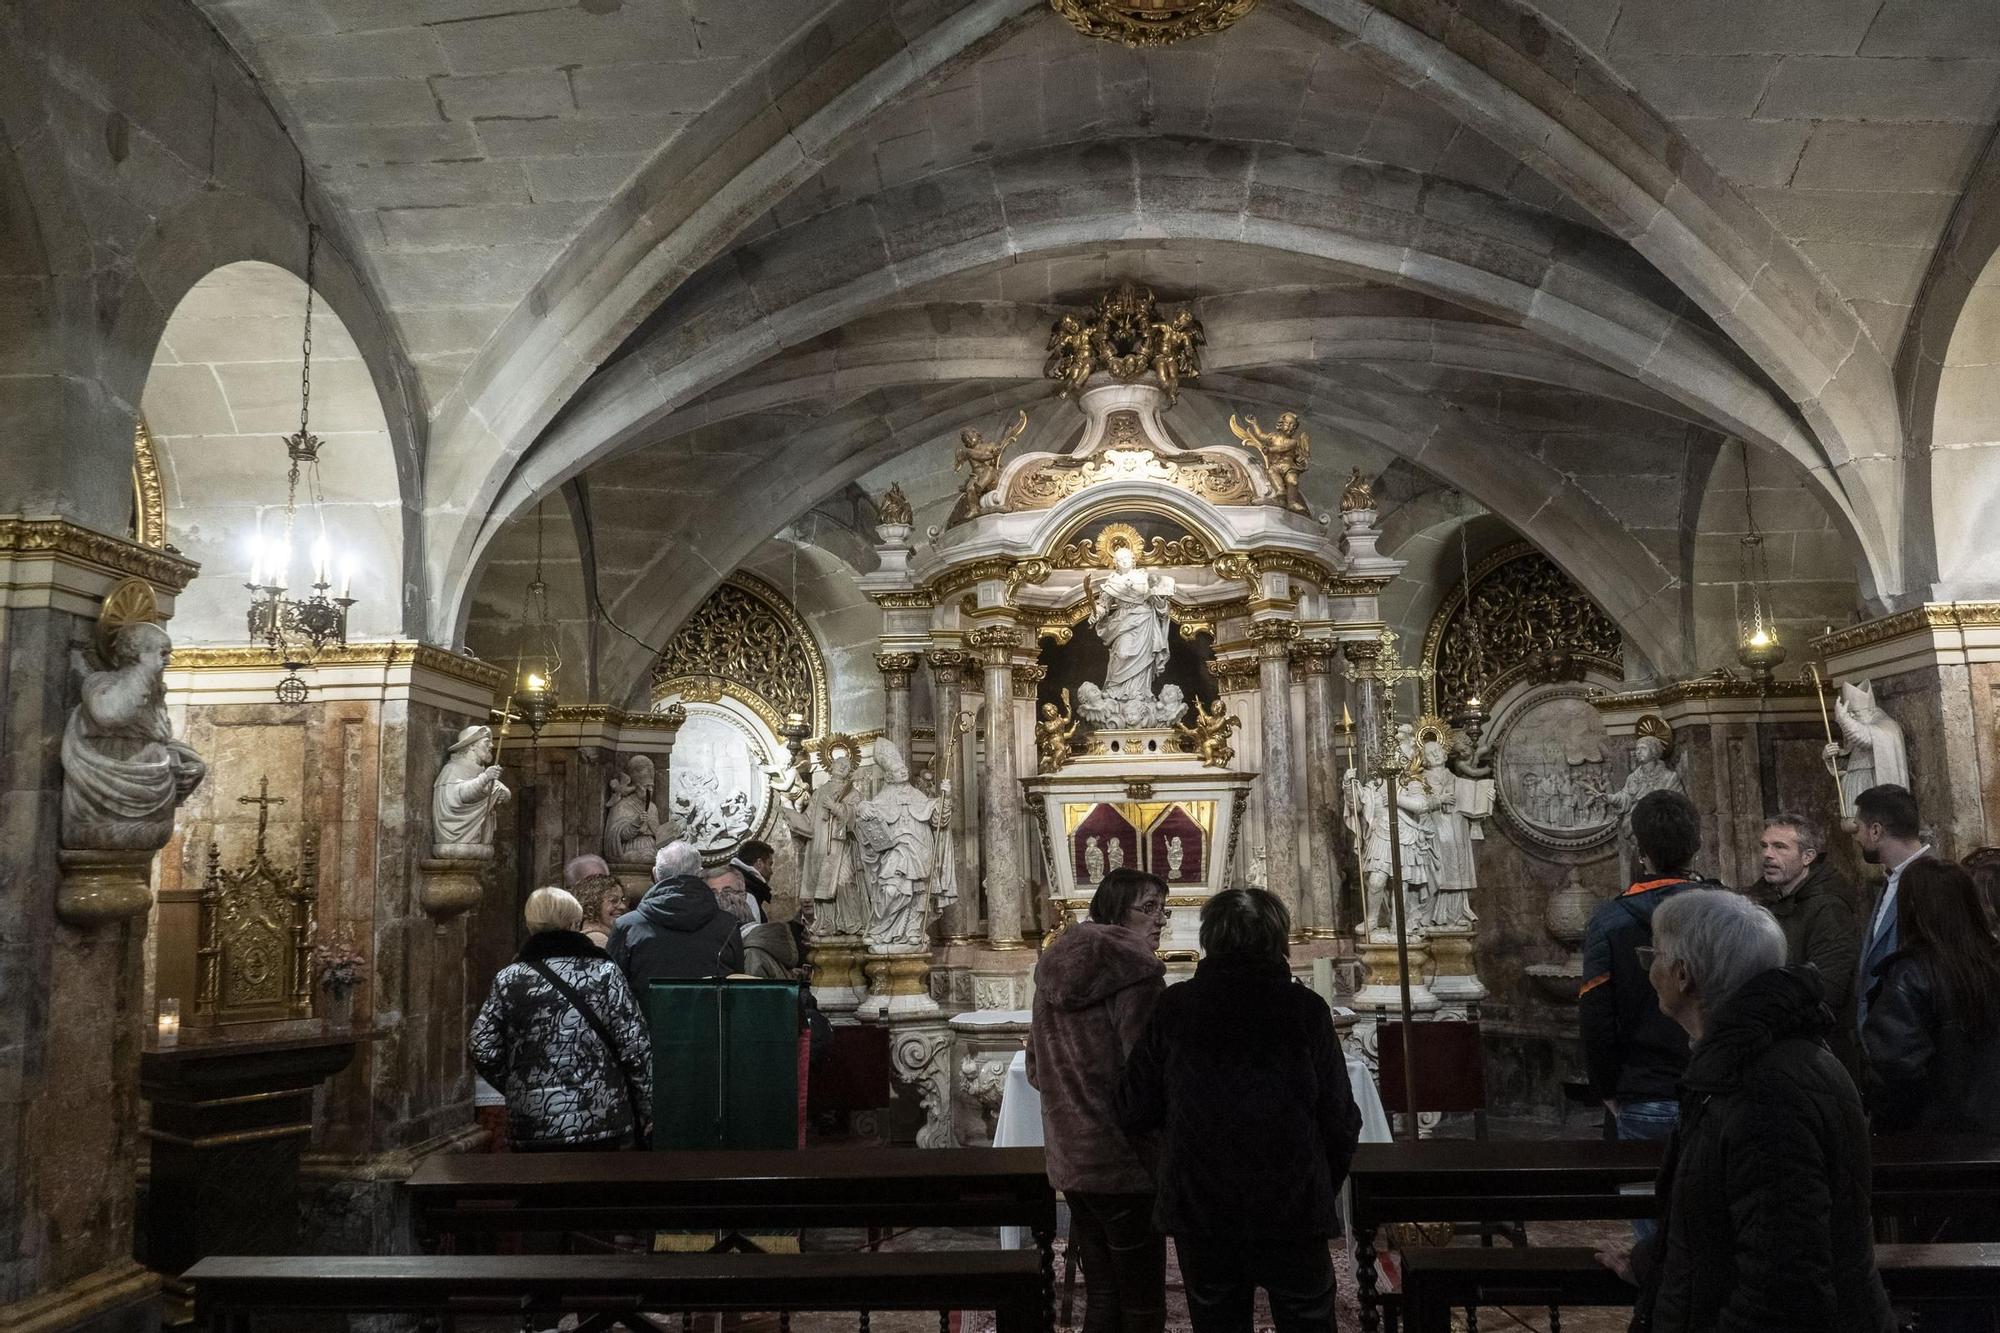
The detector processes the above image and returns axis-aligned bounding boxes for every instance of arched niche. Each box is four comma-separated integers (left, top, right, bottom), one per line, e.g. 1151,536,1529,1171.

139,261,405,644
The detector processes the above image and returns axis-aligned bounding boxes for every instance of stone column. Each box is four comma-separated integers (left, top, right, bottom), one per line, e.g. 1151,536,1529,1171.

1295,639,1343,936
969,625,1025,947
926,649,972,942
1012,662,1048,934
1253,621,1304,934
877,653,918,759
0,521,198,1329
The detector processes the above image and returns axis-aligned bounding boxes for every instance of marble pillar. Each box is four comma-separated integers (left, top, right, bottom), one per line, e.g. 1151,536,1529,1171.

877,653,918,759
969,626,1025,947
1255,622,1303,933
927,649,972,942
1296,640,1344,936
0,521,197,1330
1012,662,1048,935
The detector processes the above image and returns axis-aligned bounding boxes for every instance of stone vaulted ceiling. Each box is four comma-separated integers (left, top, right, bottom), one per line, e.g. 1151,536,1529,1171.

181,0,2000,705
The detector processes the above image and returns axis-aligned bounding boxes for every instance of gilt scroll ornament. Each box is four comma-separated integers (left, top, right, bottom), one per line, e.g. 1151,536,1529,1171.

654,575,828,736
1422,545,1622,716
1043,282,1205,400
1049,1,1259,51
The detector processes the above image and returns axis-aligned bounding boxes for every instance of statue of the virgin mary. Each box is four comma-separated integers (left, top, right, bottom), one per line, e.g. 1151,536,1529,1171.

1078,540,1182,728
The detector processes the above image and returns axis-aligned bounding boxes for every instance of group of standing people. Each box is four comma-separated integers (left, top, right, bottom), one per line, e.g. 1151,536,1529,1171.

472,838,807,1152
1580,781,2000,1330
1030,873,1363,1333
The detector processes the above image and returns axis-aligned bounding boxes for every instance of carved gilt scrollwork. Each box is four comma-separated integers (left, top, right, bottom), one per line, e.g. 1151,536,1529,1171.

1421,543,1623,715
653,574,830,736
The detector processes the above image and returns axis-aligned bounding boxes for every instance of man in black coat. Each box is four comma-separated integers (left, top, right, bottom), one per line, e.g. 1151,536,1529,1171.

1118,888,1361,1333
1603,888,1892,1333
1746,813,1861,1074
609,840,745,993
732,838,776,918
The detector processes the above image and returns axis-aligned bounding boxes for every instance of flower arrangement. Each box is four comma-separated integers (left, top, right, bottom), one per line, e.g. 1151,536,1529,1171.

313,934,367,995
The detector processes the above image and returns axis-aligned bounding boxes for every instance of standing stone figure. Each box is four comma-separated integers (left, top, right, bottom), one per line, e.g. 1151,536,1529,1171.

853,738,952,952
602,754,663,865
1084,836,1106,885
1079,543,1179,727
1608,734,1684,883
1343,763,1444,937
1826,680,1909,818
1419,735,1495,930
61,621,207,850
432,725,511,856
786,742,868,938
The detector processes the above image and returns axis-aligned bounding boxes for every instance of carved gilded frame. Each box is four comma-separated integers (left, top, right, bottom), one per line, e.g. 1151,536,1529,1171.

650,571,832,738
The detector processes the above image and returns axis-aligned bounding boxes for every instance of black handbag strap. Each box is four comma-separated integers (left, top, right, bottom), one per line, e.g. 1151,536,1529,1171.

524,959,646,1147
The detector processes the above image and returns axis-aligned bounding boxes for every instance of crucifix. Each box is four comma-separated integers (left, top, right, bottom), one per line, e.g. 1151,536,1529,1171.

238,776,287,856
1344,627,1425,1140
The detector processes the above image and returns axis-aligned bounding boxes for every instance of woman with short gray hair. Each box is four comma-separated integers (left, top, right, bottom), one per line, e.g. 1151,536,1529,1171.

1605,888,1891,1331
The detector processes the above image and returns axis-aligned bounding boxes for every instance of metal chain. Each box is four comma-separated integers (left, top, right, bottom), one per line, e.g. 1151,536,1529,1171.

1455,492,1488,698
299,222,315,443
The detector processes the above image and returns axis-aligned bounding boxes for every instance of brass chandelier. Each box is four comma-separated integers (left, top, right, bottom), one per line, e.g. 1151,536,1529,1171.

244,217,355,705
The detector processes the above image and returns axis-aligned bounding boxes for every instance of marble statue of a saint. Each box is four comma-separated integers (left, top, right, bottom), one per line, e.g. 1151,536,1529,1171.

853,738,952,952
1343,763,1443,938
602,754,663,865
1166,836,1185,881
788,744,868,937
1084,836,1106,885
60,621,207,851
1078,545,1180,728
1608,735,1684,883
1108,838,1125,872
1827,680,1909,817
1418,736,1495,930
433,724,511,857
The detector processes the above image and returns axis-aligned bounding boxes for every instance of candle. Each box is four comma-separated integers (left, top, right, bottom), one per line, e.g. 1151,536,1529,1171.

312,536,330,586
340,559,353,598
156,997,181,1047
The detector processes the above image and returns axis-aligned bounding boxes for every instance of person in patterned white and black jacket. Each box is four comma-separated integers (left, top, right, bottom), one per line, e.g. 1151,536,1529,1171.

472,887,654,1151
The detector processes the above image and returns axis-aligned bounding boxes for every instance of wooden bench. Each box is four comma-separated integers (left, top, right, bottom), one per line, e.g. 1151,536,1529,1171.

1400,1242,2000,1332
1350,1135,2000,1332
187,1250,1045,1332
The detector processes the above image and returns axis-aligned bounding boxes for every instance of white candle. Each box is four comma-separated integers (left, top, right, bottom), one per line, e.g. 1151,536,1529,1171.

156,998,181,1047
340,559,353,598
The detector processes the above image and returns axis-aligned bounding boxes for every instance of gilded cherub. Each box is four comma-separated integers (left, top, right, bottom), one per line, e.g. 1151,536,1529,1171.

1045,314,1096,399
1151,309,1205,405
952,408,1030,522
1036,688,1085,775
1229,411,1311,514
1175,698,1241,770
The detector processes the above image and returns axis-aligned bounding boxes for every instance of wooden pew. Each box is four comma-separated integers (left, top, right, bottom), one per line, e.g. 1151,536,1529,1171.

187,1250,1045,1332
1349,1136,2000,1333
1399,1242,2000,1333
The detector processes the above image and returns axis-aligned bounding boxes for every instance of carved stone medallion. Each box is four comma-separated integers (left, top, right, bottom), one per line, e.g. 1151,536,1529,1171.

1491,683,1622,853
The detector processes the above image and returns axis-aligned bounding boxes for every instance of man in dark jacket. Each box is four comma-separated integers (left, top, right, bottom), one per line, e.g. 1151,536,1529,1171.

1119,888,1360,1333
732,838,776,918
1610,889,1892,1333
1581,790,1707,1243
609,840,745,993
1746,813,1861,1073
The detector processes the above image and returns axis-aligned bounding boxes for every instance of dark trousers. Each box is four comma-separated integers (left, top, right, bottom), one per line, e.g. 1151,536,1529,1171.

1067,1191,1166,1333
1174,1234,1335,1333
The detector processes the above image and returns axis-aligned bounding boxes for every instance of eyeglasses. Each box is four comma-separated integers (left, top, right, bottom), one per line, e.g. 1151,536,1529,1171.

1132,899,1167,918
1636,946,1659,969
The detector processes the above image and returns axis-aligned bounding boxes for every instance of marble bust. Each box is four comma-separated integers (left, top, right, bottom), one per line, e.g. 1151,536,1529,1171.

60,621,207,851
432,724,511,857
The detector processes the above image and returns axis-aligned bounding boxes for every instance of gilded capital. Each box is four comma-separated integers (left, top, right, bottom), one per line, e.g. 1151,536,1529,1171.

876,652,920,689
1291,639,1338,674
925,647,970,687
967,625,1023,666
1251,620,1301,659
1012,663,1049,698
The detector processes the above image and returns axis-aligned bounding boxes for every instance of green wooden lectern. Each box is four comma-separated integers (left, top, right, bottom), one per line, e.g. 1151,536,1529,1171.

645,979,802,1151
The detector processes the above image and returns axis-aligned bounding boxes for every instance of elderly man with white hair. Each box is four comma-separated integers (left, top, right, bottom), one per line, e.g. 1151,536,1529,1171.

607,840,744,994
1603,888,1892,1333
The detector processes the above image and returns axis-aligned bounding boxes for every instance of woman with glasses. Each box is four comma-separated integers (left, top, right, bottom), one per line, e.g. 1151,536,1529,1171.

1028,867,1170,1333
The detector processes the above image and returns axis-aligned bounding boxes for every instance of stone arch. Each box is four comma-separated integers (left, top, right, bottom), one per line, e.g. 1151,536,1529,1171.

139,261,408,643
437,144,1863,643
1900,131,2000,601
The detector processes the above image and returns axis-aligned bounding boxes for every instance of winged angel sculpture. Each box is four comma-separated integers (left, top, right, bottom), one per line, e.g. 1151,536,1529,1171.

1229,412,1312,515
952,409,1029,522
